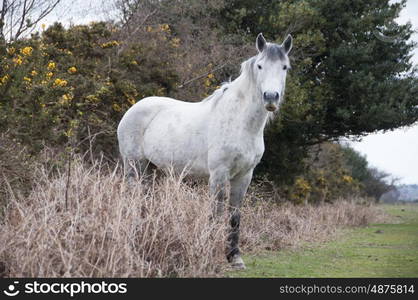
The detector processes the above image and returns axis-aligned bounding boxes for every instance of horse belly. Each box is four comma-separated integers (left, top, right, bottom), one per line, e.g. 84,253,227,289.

142,109,209,177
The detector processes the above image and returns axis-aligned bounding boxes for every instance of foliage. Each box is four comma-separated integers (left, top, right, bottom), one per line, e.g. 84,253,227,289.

220,0,418,185
0,22,178,156
289,143,361,204
282,142,392,204
341,145,394,201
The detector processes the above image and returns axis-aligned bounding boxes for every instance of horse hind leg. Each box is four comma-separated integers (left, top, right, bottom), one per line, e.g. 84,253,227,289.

122,157,152,185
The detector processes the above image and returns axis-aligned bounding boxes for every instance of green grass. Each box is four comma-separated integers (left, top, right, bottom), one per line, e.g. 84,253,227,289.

229,204,418,277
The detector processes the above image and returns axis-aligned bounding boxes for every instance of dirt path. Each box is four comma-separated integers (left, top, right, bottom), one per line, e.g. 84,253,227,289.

229,205,418,277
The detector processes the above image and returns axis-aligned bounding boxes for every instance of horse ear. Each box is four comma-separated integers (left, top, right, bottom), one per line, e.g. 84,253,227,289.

282,34,293,54
256,33,266,53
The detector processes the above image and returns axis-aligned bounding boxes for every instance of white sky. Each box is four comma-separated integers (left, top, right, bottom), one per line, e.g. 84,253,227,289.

40,0,418,184
350,0,418,185
41,0,115,26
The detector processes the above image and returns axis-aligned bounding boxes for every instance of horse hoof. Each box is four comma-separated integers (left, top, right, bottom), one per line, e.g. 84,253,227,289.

230,255,246,270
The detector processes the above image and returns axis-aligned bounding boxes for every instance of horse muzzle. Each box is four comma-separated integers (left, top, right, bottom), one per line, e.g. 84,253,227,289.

265,102,278,112
263,91,279,112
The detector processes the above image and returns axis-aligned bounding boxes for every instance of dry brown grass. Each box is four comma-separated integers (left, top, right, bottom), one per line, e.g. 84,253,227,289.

0,157,384,277
240,200,385,252
0,157,227,277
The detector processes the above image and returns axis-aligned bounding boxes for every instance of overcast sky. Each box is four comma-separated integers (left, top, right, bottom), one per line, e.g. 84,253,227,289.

350,0,418,185
43,0,418,185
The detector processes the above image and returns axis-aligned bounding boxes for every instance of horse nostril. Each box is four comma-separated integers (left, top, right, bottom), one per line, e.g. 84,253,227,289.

263,91,279,101
263,92,268,99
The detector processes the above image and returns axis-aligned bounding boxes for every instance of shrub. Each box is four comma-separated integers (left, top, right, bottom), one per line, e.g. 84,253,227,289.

0,22,179,157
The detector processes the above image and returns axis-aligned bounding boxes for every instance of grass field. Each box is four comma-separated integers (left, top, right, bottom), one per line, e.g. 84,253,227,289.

229,204,418,277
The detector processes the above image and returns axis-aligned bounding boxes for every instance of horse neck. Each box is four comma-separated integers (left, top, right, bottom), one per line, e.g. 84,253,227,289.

220,73,269,135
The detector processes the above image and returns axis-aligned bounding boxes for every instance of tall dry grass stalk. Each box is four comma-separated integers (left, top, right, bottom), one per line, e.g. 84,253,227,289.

0,157,384,277
0,157,227,277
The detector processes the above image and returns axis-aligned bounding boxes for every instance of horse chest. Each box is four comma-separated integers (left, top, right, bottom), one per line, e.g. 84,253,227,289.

211,135,264,177
235,142,264,167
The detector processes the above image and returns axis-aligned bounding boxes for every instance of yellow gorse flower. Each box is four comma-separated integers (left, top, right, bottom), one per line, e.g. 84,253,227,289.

68,66,77,74
0,74,10,84
342,175,354,184
53,78,67,87
170,37,181,48
60,94,73,104
86,95,100,103
295,177,311,192
46,72,53,78
112,103,122,112
47,62,56,70
12,56,23,65
101,41,120,48
23,76,32,82
127,97,136,105
6,47,16,55
204,78,211,87
20,46,33,56
160,24,170,32
31,70,38,76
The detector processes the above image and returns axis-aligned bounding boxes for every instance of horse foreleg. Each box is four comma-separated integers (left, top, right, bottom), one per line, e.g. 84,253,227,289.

209,168,228,217
227,171,253,269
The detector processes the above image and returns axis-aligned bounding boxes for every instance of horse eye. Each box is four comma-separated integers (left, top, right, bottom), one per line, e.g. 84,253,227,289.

283,65,287,70
257,64,262,70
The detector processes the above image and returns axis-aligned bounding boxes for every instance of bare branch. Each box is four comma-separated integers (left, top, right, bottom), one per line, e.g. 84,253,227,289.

1,0,61,41
178,60,232,89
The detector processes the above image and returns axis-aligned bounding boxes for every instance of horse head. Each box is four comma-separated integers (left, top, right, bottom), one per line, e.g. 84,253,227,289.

253,33,292,112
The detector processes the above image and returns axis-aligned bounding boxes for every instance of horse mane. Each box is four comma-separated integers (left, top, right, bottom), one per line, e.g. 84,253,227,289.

239,56,256,82
201,80,231,104
201,55,257,105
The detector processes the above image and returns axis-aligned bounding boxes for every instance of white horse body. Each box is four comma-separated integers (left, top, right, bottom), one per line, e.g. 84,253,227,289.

117,33,293,269
117,75,267,179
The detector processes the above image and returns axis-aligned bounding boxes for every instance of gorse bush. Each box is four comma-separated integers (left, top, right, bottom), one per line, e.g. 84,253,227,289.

283,142,393,205
0,22,179,157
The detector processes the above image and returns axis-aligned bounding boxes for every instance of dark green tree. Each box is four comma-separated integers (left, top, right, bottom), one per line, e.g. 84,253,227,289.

341,145,370,183
219,0,417,184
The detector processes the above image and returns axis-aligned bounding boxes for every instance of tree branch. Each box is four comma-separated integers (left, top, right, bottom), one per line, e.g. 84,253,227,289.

2,0,61,41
